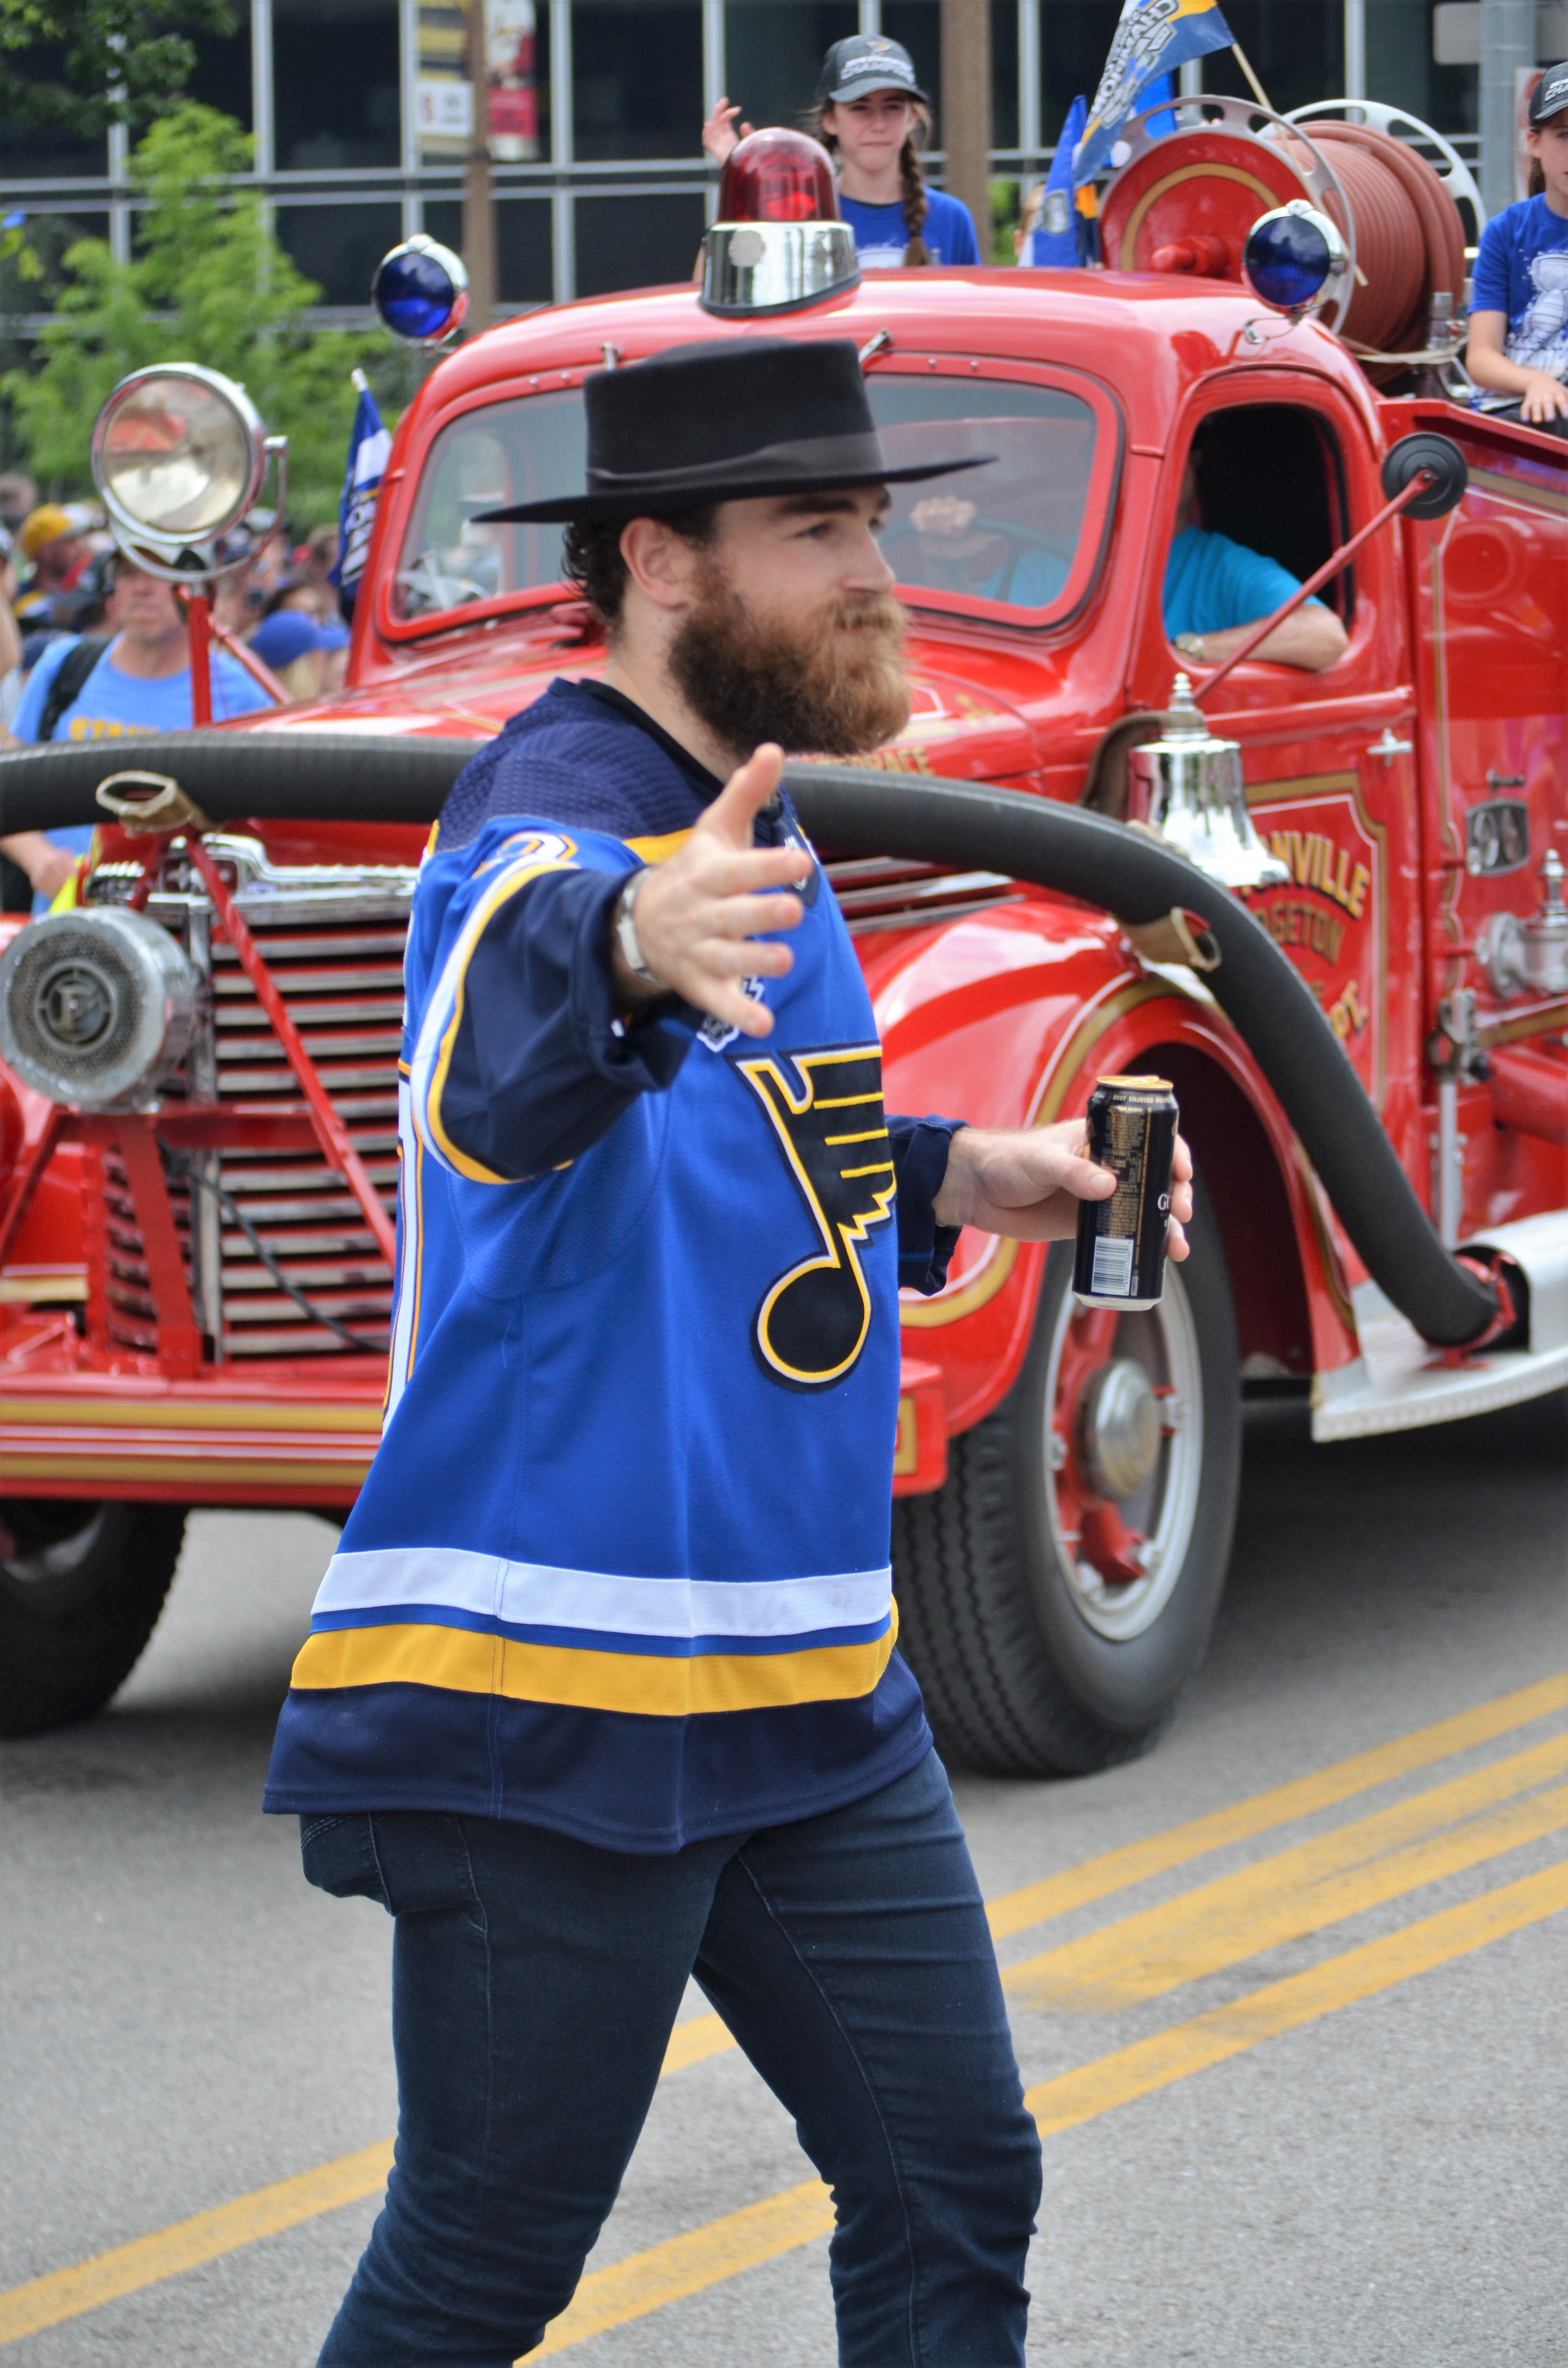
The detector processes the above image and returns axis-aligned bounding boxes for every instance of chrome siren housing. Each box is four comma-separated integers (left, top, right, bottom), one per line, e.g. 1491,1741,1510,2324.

700,222,860,317
0,908,196,1109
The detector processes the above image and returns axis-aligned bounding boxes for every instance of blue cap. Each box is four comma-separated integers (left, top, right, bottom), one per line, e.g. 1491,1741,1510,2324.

251,609,339,670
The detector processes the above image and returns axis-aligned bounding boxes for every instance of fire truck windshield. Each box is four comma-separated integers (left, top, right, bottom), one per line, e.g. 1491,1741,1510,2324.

392,373,1102,627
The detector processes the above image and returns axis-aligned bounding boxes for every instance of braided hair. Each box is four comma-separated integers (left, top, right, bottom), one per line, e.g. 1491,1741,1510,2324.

810,101,934,268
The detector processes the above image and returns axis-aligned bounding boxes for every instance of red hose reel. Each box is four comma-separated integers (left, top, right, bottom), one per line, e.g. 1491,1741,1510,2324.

1099,94,1475,380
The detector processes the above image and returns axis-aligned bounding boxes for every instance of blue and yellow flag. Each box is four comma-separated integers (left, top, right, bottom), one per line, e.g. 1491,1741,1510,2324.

1075,0,1233,183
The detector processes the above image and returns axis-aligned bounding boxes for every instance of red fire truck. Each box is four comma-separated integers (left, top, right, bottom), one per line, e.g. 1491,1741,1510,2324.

0,97,1563,1773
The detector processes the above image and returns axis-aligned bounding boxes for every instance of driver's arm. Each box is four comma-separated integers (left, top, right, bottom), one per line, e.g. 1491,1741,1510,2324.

1176,603,1348,673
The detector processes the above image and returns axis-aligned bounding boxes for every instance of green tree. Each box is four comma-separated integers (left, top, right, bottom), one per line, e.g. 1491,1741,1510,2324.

4,105,404,523
0,0,233,139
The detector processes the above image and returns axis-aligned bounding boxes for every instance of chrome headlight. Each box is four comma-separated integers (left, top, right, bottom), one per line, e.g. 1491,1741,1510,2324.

0,910,195,1110
90,365,269,568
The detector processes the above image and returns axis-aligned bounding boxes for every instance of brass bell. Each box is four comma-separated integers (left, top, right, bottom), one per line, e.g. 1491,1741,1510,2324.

1128,675,1289,892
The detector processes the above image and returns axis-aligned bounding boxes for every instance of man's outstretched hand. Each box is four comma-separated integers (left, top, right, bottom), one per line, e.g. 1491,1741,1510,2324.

611,742,809,1039
933,1120,1195,1258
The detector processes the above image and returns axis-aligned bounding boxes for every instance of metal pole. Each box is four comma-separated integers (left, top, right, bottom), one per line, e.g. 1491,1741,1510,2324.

463,0,497,332
1018,0,1041,169
400,0,424,238
1480,0,1534,216
702,0,724,224
859,0,882,37
1179,59,1202,99
251,0,275,229
551,0,575,303
941,0,992,254
107,121,130,265
1344,0,1366,101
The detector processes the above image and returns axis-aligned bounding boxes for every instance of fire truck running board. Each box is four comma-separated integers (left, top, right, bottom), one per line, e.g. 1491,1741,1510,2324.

1313,1211,1568,1442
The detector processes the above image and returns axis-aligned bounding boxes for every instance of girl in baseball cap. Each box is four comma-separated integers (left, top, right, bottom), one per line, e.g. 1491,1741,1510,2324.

701,34,980,271
1467,62,1568,431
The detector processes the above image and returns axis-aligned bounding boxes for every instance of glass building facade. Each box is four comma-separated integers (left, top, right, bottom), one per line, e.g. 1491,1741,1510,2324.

0,0,1489,317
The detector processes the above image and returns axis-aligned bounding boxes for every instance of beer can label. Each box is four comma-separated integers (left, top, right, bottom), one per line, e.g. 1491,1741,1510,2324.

1073,1075,1179,1311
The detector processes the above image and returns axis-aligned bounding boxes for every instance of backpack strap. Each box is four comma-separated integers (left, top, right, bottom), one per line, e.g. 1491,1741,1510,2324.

36,636,111,743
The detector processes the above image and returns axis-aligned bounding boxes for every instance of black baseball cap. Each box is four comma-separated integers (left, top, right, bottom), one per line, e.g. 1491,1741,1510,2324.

817,35,928,106
1530,61,1568,123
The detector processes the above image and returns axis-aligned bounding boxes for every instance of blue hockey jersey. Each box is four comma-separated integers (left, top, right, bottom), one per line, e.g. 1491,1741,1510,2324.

264,682,950,1851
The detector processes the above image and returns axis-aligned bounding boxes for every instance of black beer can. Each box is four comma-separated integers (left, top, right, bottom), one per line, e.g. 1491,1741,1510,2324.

1073,1075,1179,1312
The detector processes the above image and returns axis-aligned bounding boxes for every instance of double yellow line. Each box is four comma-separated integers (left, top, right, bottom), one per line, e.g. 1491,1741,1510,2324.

2,1671,1564,2354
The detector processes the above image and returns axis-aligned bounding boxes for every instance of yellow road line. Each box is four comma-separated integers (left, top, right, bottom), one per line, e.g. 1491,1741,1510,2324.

535,2180,836,2356
534,1862,1568,2358
987,1669,1568,1940
0,2144,394,2346
1007,1740,1568,2012
662,1671,1568,2073
3,1673,1563,2349
1025,1859,1568,2134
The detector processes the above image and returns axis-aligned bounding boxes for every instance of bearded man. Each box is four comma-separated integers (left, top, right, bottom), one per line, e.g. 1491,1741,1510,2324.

265,338,1192,2367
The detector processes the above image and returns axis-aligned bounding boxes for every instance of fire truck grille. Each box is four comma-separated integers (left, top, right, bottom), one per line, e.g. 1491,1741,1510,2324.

822,856,1025,933
103,913,408,1362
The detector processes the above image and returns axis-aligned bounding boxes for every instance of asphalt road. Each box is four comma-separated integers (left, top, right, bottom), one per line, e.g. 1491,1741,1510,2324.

1,1390,1565,2368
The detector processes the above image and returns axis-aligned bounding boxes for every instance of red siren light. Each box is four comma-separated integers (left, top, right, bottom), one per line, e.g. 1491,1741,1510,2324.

718,128,840,224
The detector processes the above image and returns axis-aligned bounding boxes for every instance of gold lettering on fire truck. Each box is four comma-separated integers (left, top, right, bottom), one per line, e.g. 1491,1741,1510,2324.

1248,792,1385,1098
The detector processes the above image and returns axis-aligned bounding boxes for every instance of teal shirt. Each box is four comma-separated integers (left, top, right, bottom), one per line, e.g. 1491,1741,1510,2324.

1163,525,1320,639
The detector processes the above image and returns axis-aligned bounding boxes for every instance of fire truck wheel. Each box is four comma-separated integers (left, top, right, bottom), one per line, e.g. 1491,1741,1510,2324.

0,1501,187,1739
892,1175,1240,1776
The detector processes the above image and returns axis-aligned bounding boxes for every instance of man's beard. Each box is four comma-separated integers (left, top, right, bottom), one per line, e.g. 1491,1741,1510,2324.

669,564,911,760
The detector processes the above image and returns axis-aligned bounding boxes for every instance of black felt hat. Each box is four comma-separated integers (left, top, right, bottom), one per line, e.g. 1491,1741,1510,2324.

476,338,986,525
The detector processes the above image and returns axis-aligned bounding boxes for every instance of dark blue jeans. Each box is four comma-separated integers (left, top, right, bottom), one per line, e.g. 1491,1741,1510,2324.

301,1750,1041,2365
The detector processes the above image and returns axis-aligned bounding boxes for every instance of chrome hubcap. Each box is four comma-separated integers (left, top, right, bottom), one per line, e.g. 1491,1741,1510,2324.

1078,1358,1162,1501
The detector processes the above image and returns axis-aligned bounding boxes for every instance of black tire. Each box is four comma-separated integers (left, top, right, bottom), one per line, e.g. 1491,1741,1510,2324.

893,1175,1239,1776
0,1500,186,1738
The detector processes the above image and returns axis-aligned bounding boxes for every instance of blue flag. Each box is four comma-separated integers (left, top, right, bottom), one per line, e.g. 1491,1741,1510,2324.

333,370,393,612
1025,94,1086,267
1075,0,1233,184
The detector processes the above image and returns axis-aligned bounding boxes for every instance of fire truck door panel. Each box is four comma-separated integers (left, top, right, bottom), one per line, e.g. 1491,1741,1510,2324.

1130,392,1419,1154
1412,461,1568,1025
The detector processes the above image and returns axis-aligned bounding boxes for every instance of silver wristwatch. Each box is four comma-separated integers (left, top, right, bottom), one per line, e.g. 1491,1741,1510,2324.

613,870,666,990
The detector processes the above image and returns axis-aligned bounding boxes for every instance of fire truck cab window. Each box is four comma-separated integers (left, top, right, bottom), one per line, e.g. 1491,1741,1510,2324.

870,378,1099,616
394,375,1102,625
1179,404,1352,626
394,391,584,620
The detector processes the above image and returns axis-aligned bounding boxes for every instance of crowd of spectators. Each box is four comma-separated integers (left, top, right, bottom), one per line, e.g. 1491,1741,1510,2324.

0,472,351,913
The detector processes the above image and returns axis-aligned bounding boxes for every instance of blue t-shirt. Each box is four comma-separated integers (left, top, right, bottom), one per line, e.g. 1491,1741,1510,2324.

12,633,271,902
1163,526,1318,640
838,186,980,268
1470,193,1568,377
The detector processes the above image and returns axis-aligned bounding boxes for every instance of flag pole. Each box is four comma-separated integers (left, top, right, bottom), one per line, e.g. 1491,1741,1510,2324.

1229,39,1274,113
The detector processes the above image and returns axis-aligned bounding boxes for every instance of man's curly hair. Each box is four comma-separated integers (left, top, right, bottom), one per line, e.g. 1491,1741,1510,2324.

562,508,718,630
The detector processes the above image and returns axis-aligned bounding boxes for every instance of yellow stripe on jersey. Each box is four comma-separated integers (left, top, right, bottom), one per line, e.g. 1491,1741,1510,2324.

289,1616,897,1716
624,829,693,864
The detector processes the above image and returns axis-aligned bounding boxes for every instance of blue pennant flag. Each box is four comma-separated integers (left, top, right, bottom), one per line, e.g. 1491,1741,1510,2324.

1075,0,1233,185
1025,94,1087,267
333,370,393,613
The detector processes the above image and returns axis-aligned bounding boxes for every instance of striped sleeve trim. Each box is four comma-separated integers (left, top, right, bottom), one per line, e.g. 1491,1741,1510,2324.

408,830,579,1184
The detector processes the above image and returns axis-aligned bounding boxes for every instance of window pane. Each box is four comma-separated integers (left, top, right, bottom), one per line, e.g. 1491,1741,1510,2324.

274,0,401,169
992,0,1018,151
722,1,856,140
866,377,1098,614
1365,0,1477,139
575,190,705,294
426,196,555,302
0,50,106,180
881,0,940,123
1041,0,1119,140
574,0,702,160
277,200,403,304
393,389,586,620
1199,1,1342,121
187,0,253,130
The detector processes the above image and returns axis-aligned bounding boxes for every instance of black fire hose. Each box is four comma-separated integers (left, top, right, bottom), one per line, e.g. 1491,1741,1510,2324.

0,732,1499,1345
